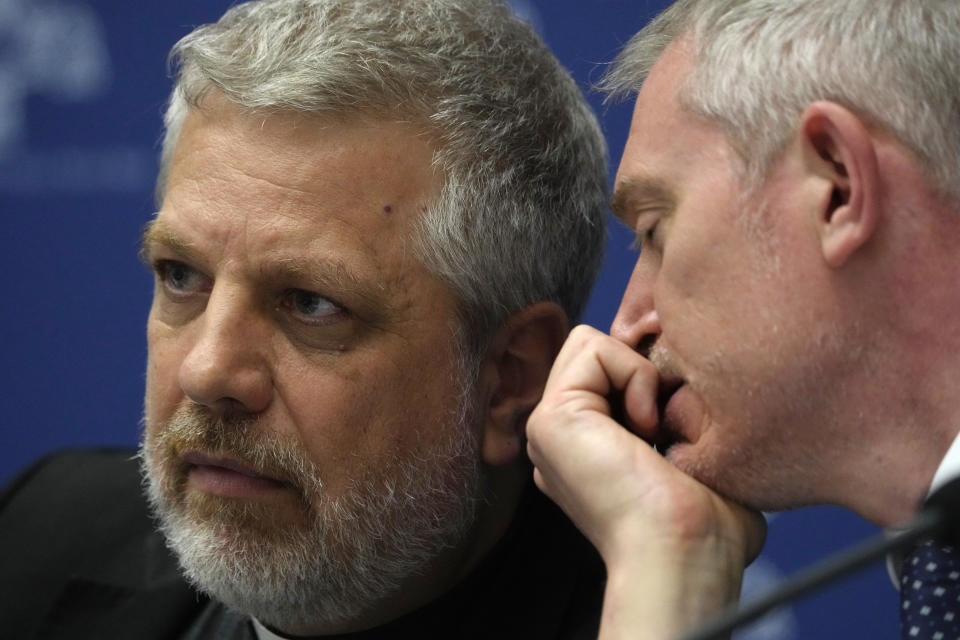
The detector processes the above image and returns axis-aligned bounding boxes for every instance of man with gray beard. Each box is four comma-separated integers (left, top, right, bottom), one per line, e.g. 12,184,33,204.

0,1,607,638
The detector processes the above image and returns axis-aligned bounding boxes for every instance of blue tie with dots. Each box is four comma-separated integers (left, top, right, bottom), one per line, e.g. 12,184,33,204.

901,540,960,640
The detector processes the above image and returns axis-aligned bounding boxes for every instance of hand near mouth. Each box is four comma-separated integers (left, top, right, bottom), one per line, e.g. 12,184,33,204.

526,325,766,640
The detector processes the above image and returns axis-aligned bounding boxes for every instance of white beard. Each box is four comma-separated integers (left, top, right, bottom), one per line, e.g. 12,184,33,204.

140,401,482,633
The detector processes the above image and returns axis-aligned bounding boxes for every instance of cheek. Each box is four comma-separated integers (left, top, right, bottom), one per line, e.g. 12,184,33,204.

144,322,188,429
657,235,773,408
657,236,728,343
278,351,464,486
661,214,770,332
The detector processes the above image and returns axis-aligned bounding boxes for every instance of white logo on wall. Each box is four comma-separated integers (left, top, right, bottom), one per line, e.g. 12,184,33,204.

0,0,152,194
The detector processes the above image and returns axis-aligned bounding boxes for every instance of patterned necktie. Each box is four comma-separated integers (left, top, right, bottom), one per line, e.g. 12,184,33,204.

901,539,960,639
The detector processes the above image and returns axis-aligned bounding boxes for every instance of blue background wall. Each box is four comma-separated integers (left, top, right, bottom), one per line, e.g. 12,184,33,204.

0,1,896,637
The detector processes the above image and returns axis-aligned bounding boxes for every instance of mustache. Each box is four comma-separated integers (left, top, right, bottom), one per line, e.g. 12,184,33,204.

153,403,324,497
646,342,682,382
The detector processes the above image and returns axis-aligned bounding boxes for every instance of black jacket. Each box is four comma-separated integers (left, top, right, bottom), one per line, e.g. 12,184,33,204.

0,449,604,639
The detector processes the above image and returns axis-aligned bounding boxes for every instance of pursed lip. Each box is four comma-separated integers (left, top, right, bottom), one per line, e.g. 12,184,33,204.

182,451,286,484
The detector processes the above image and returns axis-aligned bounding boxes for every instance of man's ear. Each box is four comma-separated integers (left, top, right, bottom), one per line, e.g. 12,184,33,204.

478,301,568,467
799,101,881,268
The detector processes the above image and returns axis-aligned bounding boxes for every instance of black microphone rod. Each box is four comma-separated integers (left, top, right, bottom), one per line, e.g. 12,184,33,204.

678,476,960,640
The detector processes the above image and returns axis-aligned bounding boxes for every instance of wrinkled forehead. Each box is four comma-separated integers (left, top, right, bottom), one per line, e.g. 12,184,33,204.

157,89,445,206
150,95,450,295
166,97,441,221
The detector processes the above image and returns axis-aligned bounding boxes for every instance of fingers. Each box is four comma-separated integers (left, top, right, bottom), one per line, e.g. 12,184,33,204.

527,324,770,640
526,325,674,556
535,324,659,438
527,324,767,566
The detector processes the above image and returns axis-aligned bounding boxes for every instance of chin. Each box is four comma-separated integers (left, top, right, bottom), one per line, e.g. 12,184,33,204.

674,448,810,513
139,412,485,634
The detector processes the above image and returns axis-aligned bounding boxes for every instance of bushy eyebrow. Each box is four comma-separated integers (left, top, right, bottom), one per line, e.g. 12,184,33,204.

139,218,397,316
610,176,675,224
139,218,200,265
270,258,388,307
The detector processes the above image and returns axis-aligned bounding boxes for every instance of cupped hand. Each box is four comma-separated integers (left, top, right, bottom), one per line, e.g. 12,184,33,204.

526,325,766,639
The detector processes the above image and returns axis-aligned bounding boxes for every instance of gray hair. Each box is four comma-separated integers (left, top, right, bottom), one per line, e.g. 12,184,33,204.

157,0,608,364
602,0,960,201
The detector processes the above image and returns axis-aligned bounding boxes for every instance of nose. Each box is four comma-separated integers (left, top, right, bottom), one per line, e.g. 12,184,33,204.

610,256,661,354
178,284,273,415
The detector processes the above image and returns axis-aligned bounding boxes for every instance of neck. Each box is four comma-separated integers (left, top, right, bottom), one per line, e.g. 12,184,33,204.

832,290,960,525
822,173,960,525
319,458,531,635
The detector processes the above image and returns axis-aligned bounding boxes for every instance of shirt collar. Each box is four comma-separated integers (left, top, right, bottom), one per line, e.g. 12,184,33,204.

927,431,960,499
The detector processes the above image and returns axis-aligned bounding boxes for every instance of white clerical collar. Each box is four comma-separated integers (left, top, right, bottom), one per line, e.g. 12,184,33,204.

252,617,289,640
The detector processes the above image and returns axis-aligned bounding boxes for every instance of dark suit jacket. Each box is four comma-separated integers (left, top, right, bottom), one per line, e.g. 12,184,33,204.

0,449,204,639
0,450,604,639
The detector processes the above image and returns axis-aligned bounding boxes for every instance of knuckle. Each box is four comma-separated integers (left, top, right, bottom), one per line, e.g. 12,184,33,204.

567,323,599,346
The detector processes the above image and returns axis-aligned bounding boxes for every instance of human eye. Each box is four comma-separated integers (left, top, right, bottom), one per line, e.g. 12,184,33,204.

630,217,661,253
280,289,345,325
153,259,210,298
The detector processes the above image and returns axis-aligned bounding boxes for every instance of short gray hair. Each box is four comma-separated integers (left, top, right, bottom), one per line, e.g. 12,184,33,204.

602,0,960,201
157,0,608,363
